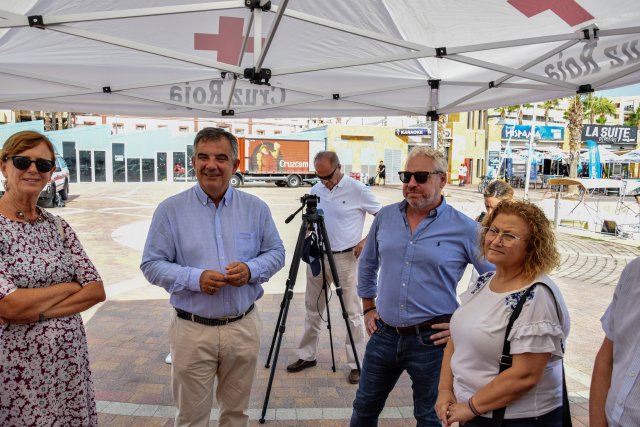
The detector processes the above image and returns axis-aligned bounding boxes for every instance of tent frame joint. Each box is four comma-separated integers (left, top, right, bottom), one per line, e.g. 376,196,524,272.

581,26,599,41
102,86,111,94
435,47,447,58
577,84,594,94
28,15,45,29
244,67,272,85
426,110,440,121
245,0,272,12
428,79,441,89
332,93,340,100
222,110,235,116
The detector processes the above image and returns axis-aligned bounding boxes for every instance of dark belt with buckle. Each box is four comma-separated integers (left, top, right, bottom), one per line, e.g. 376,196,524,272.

175,304,254,326
332,246,355,254
382,314,452,336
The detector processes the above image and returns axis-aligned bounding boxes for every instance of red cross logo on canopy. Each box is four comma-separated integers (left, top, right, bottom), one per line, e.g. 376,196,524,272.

194,16,265,65
508,0,594,26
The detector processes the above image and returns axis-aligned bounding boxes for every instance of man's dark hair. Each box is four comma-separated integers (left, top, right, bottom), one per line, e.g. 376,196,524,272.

193,127,238,162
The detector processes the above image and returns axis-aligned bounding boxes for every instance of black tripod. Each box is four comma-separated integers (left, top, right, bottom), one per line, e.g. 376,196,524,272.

259,195,362,423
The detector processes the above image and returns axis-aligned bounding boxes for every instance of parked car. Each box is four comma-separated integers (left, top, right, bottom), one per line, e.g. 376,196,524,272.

0,154,70,208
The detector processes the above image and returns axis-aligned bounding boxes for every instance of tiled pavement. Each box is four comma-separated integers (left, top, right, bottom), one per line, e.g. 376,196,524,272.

53,182,640,426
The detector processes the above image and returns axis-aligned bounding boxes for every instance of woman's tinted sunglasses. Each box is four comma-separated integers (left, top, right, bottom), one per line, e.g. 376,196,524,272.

6,156,56,173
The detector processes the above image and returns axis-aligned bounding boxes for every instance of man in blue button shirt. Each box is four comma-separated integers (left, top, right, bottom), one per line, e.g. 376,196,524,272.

590,256,640,427
141,128,285,427
351,147,493,427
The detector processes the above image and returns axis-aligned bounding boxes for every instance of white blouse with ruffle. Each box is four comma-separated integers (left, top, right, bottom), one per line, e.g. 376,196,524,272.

449,272,570,419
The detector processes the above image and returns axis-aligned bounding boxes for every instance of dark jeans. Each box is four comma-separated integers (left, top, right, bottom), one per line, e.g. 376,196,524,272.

464,406,563,427
350,319,444,427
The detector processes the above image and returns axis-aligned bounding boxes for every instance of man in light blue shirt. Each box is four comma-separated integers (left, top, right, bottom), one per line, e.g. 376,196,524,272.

351,147,493,427
141,128,285,427
590,256,640,427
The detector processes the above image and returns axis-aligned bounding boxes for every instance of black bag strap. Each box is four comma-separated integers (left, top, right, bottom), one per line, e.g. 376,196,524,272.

492,282,571,427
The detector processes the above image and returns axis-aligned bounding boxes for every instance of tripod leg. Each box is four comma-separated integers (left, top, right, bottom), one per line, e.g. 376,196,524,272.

260,219,307,423
264,284,288,369
318,254,337,372
316,217,362,373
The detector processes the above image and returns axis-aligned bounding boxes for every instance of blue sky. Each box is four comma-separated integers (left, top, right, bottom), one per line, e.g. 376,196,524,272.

597,84,640,97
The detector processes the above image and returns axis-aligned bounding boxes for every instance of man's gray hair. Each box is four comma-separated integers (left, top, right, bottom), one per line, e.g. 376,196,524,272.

314,151,340,167
406,147,447,173
193,127,239,162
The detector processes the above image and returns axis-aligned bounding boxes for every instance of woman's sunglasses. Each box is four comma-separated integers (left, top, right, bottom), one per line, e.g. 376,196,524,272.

398,170,442,184
6,156,56,173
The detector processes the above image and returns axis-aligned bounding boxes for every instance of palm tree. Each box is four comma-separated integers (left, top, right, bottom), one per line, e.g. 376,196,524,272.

495,106,508,121
436,114,447,153
542,99,560,125
507,105,520,122
624,106,640,126
516,103,534,124
566,95,583,184
583,95,617,124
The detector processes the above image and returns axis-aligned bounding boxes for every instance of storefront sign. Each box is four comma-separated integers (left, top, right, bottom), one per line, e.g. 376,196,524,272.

501,125,564,141
395,128,452,138
488,151,500,169
581,124,637,145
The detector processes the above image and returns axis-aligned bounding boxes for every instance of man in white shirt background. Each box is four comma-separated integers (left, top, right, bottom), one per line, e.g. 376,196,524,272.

286,151,381,384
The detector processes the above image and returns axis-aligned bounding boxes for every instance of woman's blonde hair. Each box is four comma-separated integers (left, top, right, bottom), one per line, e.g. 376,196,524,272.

480,200,560,279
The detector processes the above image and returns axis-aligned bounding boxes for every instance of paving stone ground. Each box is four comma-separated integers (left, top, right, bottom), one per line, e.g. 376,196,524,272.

55,182,640,426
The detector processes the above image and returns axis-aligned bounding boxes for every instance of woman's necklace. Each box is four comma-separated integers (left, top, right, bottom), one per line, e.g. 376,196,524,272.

16,209,43,224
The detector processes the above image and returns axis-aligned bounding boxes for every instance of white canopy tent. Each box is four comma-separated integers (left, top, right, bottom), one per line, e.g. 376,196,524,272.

618,149,640,163
580,146,621,162
1,1,640,119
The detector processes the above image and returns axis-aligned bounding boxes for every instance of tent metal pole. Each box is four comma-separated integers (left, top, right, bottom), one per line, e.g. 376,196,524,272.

524,105,537,201
274,52,433,75
440,40,578,111
256,0,290,72
272,50,431,76
13,2,245,27
446,54,578,90
49,25,244,74
0,68,91,90
253,6,262,68
592,61,640,88
278,7,427,50
224,13,255,113
446,33,579,55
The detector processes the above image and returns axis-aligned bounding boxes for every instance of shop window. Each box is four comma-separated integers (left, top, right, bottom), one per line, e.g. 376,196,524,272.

135,124,146,131
178,126,189,132
476,159,484,177
256,130,265,135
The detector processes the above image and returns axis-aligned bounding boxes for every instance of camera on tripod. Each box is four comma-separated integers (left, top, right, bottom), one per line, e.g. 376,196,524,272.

301,194,320,211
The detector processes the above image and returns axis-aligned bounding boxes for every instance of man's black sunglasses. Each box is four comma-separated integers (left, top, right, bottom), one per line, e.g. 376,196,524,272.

398,170,442,184
6,156,56,173
316,166,338,181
